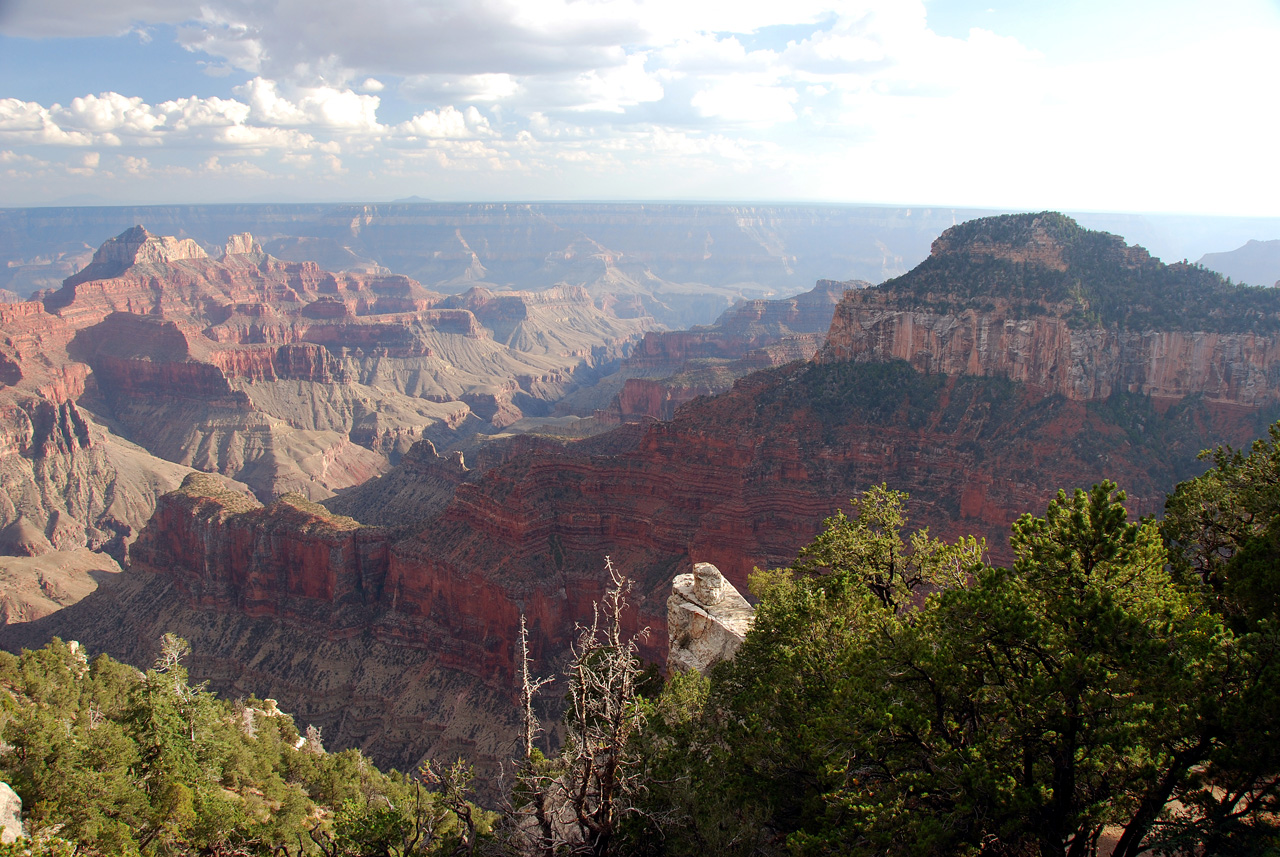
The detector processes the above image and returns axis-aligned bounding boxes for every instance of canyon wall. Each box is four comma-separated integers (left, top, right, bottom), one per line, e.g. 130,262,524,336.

0,224,655,548
13,212,1280,780
822,300,1280,406
601,279,855,422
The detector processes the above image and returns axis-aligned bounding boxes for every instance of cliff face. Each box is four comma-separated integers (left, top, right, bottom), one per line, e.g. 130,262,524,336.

823,297,1280,406
134,474,390,621
0,298,218,558
821,213,1280,407
602,279,853,423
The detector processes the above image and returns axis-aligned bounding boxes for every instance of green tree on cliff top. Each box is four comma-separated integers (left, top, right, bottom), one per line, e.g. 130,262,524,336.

638,478,1280,856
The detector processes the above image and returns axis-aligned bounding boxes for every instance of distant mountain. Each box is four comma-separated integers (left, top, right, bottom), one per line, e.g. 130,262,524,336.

7,204,1279,315
1198,238,1280,287
0,203,997,324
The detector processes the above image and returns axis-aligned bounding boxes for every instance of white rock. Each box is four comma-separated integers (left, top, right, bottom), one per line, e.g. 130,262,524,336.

667,562,754,674
0,781,24,844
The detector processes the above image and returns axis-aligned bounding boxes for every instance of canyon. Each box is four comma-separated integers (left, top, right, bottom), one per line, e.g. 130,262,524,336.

0,203,988,325
7,211,1280,783
0,224,655,541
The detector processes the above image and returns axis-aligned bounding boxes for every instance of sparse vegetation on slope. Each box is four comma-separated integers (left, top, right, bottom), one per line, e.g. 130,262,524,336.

877,212,1280,332
0,635,489,856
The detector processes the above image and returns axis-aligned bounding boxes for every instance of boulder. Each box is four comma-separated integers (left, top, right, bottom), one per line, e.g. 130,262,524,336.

667,562,754,674
0,781,23,844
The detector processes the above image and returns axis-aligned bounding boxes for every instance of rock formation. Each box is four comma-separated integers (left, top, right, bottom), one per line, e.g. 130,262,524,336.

0,223,658,559
11,212,1280,781
0,781,23,844
600,279,857,423
667,562,754,674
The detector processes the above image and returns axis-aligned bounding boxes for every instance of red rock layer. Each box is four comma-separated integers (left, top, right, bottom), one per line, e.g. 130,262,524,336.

134,475,390,622
821,301,1280,406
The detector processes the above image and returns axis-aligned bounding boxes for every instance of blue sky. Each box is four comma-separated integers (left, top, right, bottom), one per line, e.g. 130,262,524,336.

1,0,1278,213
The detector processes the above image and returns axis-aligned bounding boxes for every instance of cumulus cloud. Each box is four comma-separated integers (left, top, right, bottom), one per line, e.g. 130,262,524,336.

400,73,521,104
235,78,382,131
396,106,475,139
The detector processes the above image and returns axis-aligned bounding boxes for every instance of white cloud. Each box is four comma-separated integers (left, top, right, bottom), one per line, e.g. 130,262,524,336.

0,99,96,146
157,96,251,130
235,78,382,131
396,105,493,139
1,0,1278,214
692,80,797,125
400,73,521,103
54,93,165,136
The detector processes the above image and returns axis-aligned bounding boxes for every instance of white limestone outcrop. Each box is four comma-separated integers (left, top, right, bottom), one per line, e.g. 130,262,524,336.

667,562,754,674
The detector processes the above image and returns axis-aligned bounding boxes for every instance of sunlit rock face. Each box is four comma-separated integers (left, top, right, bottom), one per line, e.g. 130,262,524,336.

667,562,754,674
821,213,1280,408
0,222,660,556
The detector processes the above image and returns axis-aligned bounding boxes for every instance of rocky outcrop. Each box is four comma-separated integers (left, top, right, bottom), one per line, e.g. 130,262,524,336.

820,213,1280,407
59,224,208,290
667,563,753,674
0,782,23,844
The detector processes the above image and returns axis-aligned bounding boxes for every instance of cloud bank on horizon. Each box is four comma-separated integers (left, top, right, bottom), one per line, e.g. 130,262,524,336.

0,0,1277,214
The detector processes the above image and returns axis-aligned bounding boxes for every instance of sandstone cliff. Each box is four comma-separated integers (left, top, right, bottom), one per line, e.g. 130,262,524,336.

821,213,1280,407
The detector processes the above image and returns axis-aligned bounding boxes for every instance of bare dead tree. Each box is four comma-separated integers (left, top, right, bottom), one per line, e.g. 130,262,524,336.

519,614,554,759
509,557,649,857
421,758,479,856
517,614,557,857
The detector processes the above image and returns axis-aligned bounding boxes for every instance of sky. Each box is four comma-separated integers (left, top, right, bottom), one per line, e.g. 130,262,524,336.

0,0,1278,214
